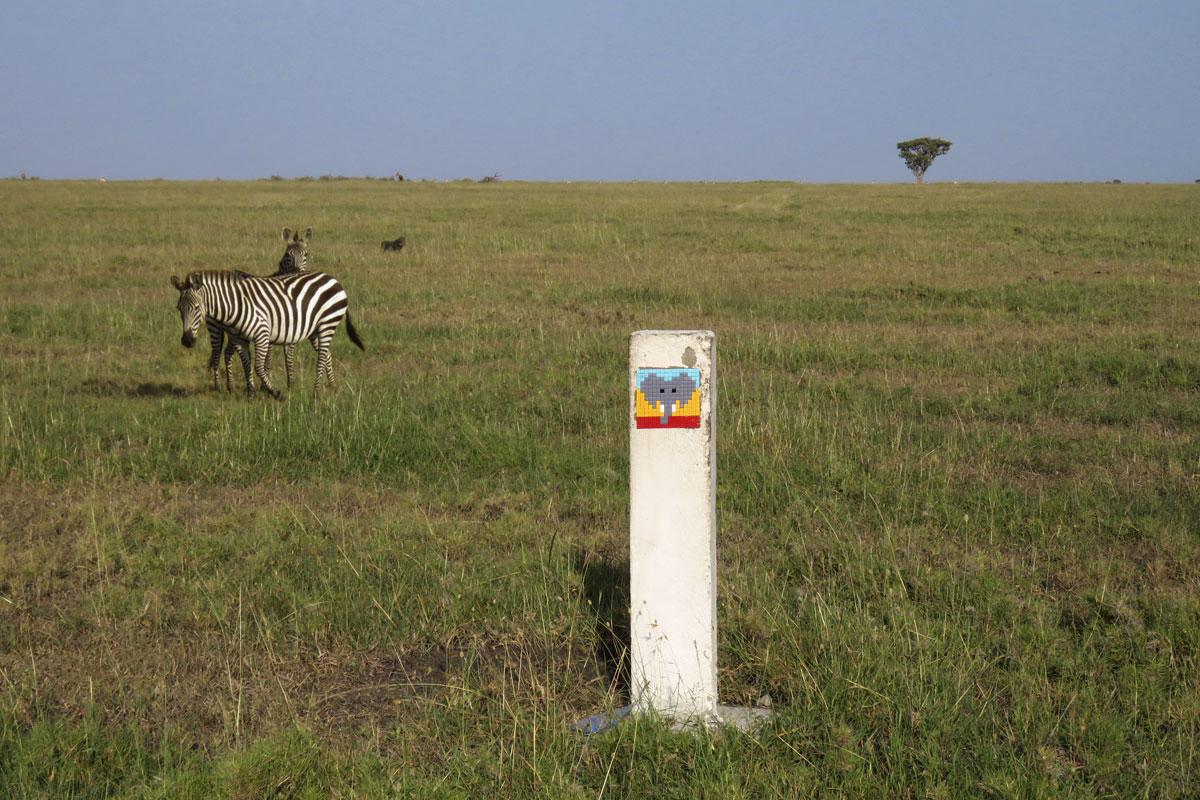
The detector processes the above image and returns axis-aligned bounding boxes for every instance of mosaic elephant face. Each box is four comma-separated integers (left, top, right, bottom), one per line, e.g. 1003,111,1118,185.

640,371,698,425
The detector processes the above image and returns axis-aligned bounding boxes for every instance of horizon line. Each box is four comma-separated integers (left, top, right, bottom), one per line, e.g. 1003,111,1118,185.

4,176,1196,186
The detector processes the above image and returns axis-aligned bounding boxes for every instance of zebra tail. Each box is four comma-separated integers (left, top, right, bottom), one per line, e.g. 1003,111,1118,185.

345,311,366,351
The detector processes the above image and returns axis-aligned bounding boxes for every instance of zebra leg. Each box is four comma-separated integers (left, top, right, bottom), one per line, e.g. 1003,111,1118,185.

222,340,240,392
312,333,334,394
307,333,333,391
233,340,253,395
206,324,224,391
253,333,282,400
285,344,296,389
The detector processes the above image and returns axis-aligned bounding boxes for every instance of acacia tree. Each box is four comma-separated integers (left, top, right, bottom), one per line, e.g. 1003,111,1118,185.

897,137,952,183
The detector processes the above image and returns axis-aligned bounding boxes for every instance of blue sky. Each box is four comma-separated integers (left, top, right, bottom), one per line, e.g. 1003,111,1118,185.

2,1,1197,182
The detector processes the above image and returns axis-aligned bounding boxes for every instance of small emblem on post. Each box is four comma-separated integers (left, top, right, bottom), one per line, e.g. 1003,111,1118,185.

635,368,701,429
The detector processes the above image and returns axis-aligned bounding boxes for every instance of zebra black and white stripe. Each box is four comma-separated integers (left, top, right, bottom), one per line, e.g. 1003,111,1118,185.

206,227,313,392
175,269,365,398
269,226,313,385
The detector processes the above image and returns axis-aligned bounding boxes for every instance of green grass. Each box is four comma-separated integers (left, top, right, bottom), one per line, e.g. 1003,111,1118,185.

1,179,1198,797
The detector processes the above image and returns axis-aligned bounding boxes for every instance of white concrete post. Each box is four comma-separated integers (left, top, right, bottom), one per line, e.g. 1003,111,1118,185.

629,330,718,719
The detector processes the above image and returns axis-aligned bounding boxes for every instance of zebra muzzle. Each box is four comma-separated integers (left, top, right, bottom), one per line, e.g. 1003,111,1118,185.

181,332,196,348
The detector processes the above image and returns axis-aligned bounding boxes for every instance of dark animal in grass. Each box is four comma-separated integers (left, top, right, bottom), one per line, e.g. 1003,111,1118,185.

381,236,406,252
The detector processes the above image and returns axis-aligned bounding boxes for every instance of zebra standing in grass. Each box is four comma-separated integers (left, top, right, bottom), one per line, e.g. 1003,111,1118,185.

207,227,313,392
177,268,364,398
268,227,313,386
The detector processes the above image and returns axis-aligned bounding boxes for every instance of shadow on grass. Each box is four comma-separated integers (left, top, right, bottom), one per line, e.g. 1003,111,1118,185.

572,549,630,699
132,382,195,398
79,377,200,398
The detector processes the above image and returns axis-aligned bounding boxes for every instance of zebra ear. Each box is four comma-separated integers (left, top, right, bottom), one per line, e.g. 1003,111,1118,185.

171,275,184,290
282,227,292,243
304,227,312,242
188,273,204,289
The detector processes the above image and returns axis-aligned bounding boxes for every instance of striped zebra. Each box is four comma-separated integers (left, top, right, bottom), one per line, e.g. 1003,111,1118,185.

277,226,312,274
268,226,313,385
175,269,364,398
206,227,314,392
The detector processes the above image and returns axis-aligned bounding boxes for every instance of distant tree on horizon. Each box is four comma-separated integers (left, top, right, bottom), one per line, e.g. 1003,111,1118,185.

897,137,952,183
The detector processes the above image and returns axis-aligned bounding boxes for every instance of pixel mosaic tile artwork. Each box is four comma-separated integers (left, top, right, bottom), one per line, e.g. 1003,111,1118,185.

635,367,701,429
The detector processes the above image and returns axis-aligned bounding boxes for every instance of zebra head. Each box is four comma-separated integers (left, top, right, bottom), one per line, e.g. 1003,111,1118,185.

278,226,312,274
171,273,206,349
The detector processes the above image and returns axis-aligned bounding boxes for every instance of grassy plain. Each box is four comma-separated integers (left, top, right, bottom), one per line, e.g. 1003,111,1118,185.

1,179,1198,797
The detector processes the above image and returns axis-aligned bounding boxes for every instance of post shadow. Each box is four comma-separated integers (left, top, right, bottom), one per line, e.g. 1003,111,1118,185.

572,548,631,698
